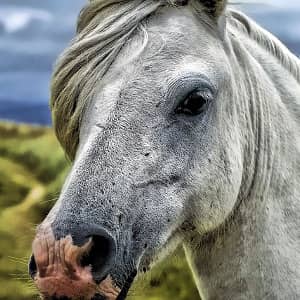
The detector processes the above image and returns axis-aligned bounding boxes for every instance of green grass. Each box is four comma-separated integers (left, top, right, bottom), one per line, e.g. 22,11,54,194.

0,121,199,300
0,122,68,299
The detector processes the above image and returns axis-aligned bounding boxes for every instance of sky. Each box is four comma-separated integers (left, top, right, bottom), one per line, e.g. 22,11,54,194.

0,0,299,123
0,0,85,104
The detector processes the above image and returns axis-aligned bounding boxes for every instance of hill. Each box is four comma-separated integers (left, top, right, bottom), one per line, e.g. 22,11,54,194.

0,122,199,300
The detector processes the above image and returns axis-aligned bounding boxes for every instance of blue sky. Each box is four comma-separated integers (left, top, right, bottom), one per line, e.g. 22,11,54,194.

0,0,85,103
0,0,299,107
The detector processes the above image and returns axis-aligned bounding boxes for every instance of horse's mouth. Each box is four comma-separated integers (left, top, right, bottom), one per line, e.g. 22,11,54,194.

39,269,137,300
115,269,137,300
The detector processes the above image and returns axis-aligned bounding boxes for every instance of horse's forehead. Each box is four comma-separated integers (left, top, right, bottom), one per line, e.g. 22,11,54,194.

143,7,219,62
146,6,213,40
103,7,218,72
109,9,221,84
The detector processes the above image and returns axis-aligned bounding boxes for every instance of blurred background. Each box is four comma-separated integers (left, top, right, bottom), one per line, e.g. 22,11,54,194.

0,1,299,299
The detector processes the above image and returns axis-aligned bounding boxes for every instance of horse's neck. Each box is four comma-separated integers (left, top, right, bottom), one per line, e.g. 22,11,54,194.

184,192,300,300
184,29,300,300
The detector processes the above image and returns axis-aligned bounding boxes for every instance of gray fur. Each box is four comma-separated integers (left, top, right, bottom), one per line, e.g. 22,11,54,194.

42,2,300,299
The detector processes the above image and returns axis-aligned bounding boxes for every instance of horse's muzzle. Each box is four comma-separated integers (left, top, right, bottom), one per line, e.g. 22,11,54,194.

29,226,120,300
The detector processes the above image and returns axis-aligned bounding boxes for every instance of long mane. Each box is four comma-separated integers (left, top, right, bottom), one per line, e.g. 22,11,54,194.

50,0,300,160
228,9,300,83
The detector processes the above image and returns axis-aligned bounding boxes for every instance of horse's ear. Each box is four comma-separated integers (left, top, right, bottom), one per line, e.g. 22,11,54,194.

197,0,227,18
174,0,227,19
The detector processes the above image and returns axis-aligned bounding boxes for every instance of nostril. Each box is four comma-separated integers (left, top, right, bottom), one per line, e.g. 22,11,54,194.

28,254,37,279
80,234,116,283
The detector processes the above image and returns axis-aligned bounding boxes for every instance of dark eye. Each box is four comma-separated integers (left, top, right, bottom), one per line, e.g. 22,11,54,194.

175,89,212,116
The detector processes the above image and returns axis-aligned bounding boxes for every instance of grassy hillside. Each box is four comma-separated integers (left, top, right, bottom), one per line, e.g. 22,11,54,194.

0,122,199,300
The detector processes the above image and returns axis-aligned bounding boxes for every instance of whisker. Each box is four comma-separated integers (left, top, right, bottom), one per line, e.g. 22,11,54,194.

8,256,29,265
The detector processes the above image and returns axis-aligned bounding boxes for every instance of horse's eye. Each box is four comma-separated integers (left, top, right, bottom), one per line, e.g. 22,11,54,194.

175,89,211,116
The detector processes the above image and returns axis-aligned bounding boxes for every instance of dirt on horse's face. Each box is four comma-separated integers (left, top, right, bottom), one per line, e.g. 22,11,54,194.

29,2,244,300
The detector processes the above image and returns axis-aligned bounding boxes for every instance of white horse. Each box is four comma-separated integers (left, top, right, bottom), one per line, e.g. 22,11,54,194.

29,0,300,299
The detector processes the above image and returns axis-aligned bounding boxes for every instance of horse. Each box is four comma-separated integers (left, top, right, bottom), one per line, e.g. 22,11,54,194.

28,0,300,299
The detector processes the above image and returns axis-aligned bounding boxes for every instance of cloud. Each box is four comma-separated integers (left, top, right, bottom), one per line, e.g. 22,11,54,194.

271,0,300,8
236,0,300,9
0,6,52,33
0,1,85,104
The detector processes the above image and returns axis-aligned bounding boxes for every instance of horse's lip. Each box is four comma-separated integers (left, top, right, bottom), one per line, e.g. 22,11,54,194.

115,269,137,300
35,271,134,300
